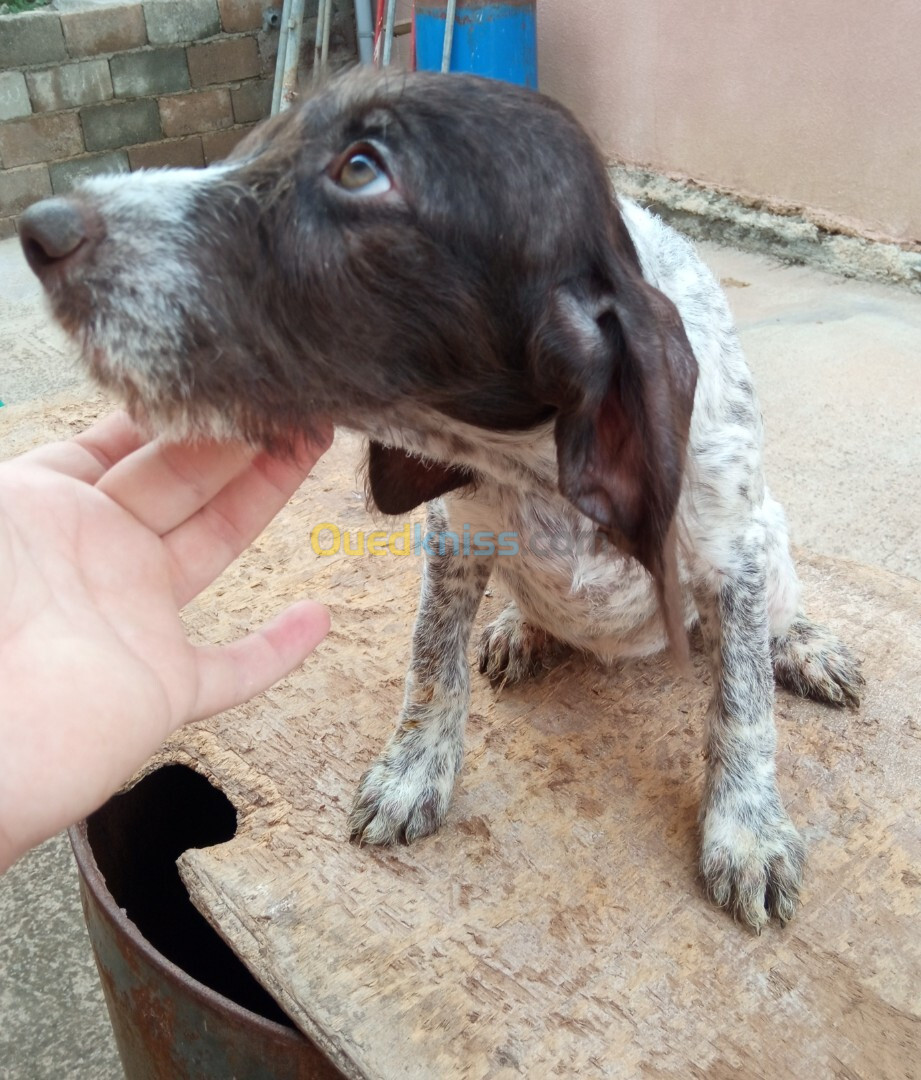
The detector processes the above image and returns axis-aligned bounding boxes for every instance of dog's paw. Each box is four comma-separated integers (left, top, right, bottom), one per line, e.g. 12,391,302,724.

772,616,864,707
349,746,458,846
477,605,564,685
700,811,806,933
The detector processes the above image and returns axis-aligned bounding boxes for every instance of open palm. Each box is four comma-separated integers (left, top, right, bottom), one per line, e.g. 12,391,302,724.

0,413,331,871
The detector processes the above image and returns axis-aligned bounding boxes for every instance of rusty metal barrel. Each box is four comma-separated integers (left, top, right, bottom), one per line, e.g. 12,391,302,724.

69,764,343,1080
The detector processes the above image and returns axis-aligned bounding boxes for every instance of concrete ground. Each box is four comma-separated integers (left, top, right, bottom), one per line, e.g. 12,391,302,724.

0,231,919,1079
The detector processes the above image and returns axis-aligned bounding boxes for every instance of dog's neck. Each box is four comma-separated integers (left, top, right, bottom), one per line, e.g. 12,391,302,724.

349,407,559,493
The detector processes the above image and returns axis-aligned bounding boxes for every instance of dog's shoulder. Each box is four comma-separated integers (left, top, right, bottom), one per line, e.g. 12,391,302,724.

617,197,758,430
617,198,730,329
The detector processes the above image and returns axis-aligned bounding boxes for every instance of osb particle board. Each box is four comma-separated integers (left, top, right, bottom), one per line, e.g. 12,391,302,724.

4,397,920,1079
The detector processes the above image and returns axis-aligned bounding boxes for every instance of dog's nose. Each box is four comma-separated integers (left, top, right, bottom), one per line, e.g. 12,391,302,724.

19,198,91,279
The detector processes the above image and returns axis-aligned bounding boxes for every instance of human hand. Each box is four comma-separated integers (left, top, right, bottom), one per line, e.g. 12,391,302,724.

0,413,332,872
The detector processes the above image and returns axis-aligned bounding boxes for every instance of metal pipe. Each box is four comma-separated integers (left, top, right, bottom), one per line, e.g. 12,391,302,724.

440,0,456,73
279,0,307,110
271,0,293,114
320,0,334,72
381,0,397,66
354,0,374,63
313,0,328,81
372,0,385,66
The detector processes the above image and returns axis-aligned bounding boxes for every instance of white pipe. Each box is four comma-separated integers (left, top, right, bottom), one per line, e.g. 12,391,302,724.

279,0,307,107
278,0,306,111
381,0,397,66
313,0,328,81
354,0,374,64
441,0,457,73
320,0,334,70
271,0,293,113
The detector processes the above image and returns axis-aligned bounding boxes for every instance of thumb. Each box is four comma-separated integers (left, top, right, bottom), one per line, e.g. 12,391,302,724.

185,601,331,724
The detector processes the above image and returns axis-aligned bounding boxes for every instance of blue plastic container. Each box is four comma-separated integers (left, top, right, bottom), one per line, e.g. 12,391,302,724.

414,1,538,89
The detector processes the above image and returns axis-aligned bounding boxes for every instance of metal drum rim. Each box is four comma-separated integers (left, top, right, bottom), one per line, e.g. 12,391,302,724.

68,818,308,1047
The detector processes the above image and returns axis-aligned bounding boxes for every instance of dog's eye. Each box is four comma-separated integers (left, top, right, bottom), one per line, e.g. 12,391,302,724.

336,148,391,195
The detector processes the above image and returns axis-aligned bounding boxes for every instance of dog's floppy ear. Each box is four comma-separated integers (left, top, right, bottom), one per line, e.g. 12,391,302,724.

535,270,698,657
367,441,474,514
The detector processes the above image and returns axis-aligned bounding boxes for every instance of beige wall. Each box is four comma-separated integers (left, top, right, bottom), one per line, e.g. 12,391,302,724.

537,0,921,246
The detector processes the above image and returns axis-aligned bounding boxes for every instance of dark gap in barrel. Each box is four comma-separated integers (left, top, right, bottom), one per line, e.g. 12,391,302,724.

87,763,295,1028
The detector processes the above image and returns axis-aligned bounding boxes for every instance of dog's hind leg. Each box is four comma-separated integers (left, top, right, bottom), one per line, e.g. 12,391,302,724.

762,492,864,707
477,603,569,685
349,499,494,845
772,617,864,707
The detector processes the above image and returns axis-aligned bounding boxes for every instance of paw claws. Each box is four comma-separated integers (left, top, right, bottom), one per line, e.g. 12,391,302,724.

772,617,865,709
349,761,452,848
477,613,563,686
701,816,805,933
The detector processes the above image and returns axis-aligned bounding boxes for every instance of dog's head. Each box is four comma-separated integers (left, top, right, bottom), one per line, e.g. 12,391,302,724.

20,70,697,636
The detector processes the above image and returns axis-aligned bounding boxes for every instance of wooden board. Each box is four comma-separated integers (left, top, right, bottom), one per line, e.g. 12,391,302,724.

4,397,920,1079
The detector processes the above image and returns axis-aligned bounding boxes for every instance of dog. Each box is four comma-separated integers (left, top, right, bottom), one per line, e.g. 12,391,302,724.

19,69,863,932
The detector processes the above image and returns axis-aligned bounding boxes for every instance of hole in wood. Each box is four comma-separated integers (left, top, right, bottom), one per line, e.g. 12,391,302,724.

86,763,295,1028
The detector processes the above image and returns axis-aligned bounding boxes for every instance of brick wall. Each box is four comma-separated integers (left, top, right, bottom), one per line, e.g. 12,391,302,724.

0,0,356,239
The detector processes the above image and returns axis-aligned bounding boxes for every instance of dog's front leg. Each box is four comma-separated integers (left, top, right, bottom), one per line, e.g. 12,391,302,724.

350,500,494,845
693,532,806,932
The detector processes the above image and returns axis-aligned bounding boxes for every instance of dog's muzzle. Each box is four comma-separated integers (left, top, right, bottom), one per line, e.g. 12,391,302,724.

19,198,103,284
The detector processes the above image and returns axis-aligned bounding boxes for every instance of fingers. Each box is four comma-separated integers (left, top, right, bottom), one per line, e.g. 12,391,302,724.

96,437,256,536
165,433,333,606
96,424,332,543
73,411,148,470
18,412,146,483
187,600,331,723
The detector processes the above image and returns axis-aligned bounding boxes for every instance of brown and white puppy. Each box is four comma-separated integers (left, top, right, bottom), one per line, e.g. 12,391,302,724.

20,69,862,932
